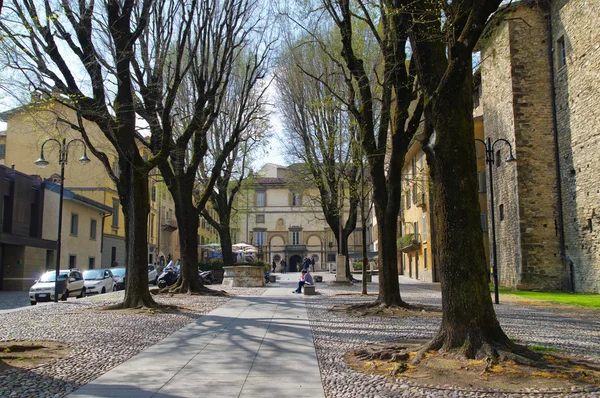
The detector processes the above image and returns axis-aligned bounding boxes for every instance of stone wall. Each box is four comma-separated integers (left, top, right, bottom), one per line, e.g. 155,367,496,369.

508,4,562,290
481,19,523,288
551,0,600,293
481,3,563,290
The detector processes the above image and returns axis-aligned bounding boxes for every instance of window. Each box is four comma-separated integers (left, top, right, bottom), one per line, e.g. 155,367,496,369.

90,218,97,240
292,231,300,245
256,191,265,207
414,221,419,237
499,204,505,221
420,150,425,170
292,193,301,206
88,257,95,269
422,215,427,241
327,253,336,262
112,198,119,228
412,184,418,203
405,191,411,209
151,185,156,202
69,255,77,269
0,144,5,159
411,157,417,178
70,213,79,236
557,36,566,68
424,248,428,270
475,142,484,159
496,150,501,168
478,171,487,193
254,231,265,246
256,214,265,223
111,247,117,264
150,214,155,239
481,214,488,232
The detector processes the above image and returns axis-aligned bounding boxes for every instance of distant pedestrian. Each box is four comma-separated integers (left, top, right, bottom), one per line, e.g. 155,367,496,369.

292,269,314,294
311,257,315,272
281,259,287,274
112,260,118,268
272,260,277,273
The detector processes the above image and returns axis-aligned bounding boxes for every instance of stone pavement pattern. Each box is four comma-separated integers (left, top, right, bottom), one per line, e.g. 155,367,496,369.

68,281,325,398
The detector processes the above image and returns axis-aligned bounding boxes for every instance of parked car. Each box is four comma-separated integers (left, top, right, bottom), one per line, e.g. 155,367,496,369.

148,264,158,285
83,269,115,295
29,269,85,305
111,267,126,291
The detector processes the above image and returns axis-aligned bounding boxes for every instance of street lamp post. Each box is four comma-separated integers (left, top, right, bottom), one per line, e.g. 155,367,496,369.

475,137,516,305
35,138,90,303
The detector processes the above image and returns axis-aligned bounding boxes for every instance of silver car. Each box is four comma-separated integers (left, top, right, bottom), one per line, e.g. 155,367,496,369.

148,264,158,285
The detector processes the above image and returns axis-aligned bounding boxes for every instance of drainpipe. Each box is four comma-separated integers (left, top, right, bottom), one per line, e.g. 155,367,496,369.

545,5,574,291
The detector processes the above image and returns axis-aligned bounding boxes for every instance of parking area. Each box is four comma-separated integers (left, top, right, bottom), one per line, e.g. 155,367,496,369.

0,291,33,312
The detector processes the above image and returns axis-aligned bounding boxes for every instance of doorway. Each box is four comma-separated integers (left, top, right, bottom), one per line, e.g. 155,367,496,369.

289,255,302,272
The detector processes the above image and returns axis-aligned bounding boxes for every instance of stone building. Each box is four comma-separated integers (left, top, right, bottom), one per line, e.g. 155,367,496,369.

238,163,363,272
477,0,599,292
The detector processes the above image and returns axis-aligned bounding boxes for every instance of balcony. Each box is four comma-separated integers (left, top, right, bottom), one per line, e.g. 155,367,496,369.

161,218,178,232
285,245,307,252
397,233,421,253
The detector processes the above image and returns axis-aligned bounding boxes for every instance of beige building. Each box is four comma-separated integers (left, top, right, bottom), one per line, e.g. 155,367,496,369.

42,182,112,271
477,0,599,292
238,163,363,272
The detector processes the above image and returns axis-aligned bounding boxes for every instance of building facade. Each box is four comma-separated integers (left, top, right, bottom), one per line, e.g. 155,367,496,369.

238,163,363,272
477,0,599,292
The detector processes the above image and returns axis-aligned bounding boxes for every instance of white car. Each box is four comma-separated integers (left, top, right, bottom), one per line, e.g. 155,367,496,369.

29,269,86,305
83,269,115,295
148,264,158,285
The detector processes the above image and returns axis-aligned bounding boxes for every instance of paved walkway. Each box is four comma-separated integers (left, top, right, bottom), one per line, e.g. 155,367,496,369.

68,276,325,398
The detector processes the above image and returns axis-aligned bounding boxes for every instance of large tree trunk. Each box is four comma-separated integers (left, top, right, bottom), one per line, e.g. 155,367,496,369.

375,206,403,306
120,160,157,308
171,198,204,293
218,217,234,265
423,74,514,358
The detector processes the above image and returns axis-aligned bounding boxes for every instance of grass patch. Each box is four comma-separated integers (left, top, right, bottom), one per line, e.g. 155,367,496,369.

530,344,560,353
491,285,600,309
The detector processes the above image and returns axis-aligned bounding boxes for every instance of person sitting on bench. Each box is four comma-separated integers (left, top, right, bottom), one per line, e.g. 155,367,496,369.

292,269,314,294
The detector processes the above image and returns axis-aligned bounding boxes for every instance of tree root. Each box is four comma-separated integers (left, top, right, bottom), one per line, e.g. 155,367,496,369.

156,281,228,297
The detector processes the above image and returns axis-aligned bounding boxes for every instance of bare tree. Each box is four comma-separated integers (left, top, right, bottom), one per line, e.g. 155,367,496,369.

318,0,424,306
200,69,270,266
276,34,362,280
0,0,191,307
144,0,273,293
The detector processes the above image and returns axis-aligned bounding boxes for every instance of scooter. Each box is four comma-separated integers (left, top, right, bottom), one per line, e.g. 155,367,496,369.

157,267,179,288
199,270,213,285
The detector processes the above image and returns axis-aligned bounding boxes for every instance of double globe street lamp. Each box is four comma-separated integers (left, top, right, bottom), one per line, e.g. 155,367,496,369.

475,137,516,305
35,138,90,303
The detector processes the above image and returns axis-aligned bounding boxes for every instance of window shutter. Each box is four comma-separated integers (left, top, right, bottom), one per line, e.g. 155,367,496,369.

478,171,487,193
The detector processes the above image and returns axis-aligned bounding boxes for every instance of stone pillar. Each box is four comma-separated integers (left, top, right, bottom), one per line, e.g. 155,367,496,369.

335,255,348,282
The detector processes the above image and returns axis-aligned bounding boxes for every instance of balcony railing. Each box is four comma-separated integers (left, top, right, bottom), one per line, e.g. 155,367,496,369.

397,233,421,253
285,244,307,252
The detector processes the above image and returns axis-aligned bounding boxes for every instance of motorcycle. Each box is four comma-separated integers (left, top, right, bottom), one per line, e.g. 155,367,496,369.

157,267,179,288
199,270,213,285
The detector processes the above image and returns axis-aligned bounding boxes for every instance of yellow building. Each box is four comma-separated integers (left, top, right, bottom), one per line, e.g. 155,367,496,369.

238,163,363,272
398,75,490,282
0,95,163,269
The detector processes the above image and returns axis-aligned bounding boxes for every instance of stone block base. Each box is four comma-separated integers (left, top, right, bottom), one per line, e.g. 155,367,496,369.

303,285,316,295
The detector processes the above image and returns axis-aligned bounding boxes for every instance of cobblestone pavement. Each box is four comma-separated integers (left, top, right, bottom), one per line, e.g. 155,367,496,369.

0,286,264,398
307,274,600,397
1,275,599,397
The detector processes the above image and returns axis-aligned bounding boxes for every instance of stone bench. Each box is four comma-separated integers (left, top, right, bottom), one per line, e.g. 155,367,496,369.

303,284,316,295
